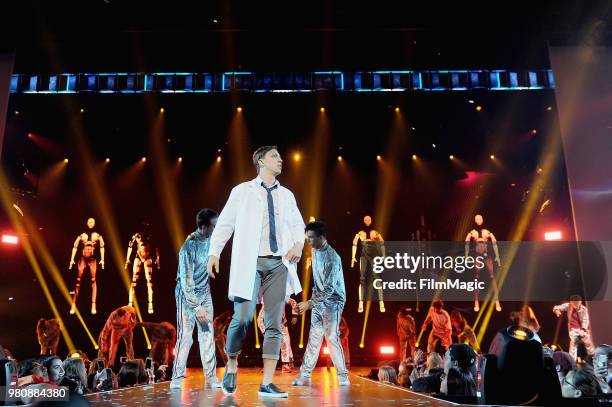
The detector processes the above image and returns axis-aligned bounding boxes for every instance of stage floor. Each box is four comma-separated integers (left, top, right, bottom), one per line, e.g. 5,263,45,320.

85,367,456,406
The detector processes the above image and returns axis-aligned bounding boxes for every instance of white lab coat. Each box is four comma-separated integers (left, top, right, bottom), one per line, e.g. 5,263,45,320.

209,177,305,302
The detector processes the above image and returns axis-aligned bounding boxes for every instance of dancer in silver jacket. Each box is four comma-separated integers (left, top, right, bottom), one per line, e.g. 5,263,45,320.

171,209,221,389
293,221,350,386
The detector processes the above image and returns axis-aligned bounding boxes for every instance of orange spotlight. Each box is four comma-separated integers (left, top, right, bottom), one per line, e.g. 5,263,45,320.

216,156,222,163
544,231,562,241
141,157,147,162
14,110,19,116
178,157,183,163
79,108,84,113
380,346,395,355
63,158,69,163
449,155,455,160
2,234,18,244
412,154,417,160
490,154,496,160
337,155,343,161
394,107,400,112
105,158,110,163
293,153,301,162
476,105,483,111
376,155,381,161
359,343,365,349
160,107,165,113
236,107,243,113
320,107,325,113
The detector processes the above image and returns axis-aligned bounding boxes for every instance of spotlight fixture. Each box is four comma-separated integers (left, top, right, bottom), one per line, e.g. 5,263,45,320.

141,157,147,162
490,154,496,160
105,158,110,163
476,105,483,111
449,155,455,160
236,107,243,112
64,158,69,163
337,156,343,161
14,110,19,115
79,108,85,113
216,156,222,163
178,157,183,162
160,107,165,113
293,153,301,161
376,155,381,161
320,107,325,112
380,346,395,355
412,154,417,160
394,107,400,112
544,231,562,241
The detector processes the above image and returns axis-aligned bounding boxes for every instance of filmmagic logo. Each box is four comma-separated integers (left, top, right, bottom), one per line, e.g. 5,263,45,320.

371,253,485,273
373,278,486,292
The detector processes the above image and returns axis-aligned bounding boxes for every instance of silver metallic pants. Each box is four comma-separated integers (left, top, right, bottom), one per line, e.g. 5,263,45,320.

171,285,217,381
300,303,348,378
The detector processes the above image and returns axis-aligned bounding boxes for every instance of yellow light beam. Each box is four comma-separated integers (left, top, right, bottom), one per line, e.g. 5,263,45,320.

359,301,373,348
68,117,151,349
19,210,98,349
0,168,76,352
254,311,260,349
150,114,185,254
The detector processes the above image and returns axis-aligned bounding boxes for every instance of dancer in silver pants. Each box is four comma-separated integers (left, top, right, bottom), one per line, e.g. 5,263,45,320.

294,221,349,385
171,209,220,389
257,298,298,364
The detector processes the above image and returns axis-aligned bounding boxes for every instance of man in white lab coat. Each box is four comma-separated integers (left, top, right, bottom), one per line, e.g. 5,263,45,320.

207,145,305,398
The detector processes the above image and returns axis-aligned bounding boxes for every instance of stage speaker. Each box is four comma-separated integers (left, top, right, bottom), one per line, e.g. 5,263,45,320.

479,325,561,405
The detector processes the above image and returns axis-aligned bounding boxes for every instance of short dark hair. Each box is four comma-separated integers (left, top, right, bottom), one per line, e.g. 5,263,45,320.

572,365,602,396
197,208,218,228
252,146,278,173
433,300,444,309
570,294,582,302
305,221,327,237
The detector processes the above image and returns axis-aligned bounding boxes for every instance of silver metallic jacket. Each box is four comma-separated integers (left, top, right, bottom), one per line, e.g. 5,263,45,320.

310,243,346,307
176,230,211,310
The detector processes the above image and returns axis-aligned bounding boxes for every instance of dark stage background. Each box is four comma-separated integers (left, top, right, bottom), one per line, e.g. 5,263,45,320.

0,90,577,363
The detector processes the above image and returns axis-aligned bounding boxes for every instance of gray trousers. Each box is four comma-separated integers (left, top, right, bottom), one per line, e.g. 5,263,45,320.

171,285,217,381
225,257,288,361
300,303,348,378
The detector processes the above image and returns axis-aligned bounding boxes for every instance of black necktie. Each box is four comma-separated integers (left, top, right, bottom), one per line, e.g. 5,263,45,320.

261,182,279,253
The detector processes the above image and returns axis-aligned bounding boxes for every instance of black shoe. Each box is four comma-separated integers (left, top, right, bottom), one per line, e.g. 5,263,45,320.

222,368,237,395
258,383,288,398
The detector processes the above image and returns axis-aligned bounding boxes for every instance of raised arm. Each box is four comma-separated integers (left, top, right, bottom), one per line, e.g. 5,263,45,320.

490,232,501,266
70,236,80,269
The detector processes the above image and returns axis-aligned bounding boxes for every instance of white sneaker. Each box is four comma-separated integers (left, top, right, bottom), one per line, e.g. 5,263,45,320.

338,375,350,386
292,375,312,386
205,378,222,389
170,379,182,389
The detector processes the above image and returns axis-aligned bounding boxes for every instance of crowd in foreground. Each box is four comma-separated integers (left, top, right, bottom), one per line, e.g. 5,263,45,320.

369,341,612,404
2,345,172,405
